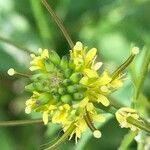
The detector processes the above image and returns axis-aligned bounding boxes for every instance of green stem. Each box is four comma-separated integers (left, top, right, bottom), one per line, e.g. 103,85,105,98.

134,48,150,104
41,0,74,49
127,116,150,133
43,122,76,150
0,118,43,127
111,53,136,81
0,36,31,53
119,130,138,150
30,0,52,46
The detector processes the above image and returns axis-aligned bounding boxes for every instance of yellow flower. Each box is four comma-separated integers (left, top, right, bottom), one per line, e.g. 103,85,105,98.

25,91,40,114
25,41,128,143
115,107,140,131
29,48,49,71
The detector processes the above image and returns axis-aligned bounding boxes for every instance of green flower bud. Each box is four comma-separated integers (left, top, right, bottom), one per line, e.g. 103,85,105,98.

53,94,60,102
58,87,66,95
51,88,58,95
73,92,84,100
67,84,78,93
69,60,75,69
63,79,72,86
60,56,68,70
45,60,55,72
37,92,52,104
35,105,46,112
64,69,72,78
25,83,34,92
61,95,72,104
33,82,48,91
49,50,60,65
70,72,83,83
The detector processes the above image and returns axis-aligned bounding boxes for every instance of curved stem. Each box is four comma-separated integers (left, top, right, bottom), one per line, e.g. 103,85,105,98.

43,122,76,150
41,0,74,49
0,36,31,53
0,118,43,127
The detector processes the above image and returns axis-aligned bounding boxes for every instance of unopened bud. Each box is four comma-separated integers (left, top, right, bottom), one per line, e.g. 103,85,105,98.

70,72,83,83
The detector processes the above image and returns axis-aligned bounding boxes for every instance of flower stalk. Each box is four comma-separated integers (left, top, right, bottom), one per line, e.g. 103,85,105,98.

44,122,76,150
0,118,43,127
41,0,74,49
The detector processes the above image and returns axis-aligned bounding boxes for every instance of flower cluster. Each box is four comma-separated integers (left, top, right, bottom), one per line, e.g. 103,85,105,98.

7,41,142,148
23,42,139,143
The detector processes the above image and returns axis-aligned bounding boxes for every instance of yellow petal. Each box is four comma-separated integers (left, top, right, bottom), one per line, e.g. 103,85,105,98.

80,77,89,85
85,48,97,65
74,41,83,51
97,94,110,107
43,112,49,125
93,62,103,71
84,69,98,78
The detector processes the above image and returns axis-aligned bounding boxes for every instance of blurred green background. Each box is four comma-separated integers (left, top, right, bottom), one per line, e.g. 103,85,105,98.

0,0,150,150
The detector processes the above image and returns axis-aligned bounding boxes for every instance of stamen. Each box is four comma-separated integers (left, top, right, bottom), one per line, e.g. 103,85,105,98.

84,108,101,138
7,68,30,78
111,47,139,81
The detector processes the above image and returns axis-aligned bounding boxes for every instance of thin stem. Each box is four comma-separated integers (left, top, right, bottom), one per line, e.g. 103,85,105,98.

127,116,150,133
84,108,96,132
111,53,135,81
0,118,43,127
135,48,150,101
43,122,76,150
0,35,31,53
119,130,138,150
16,72,31,78
30,0,52,46
41,0,74,49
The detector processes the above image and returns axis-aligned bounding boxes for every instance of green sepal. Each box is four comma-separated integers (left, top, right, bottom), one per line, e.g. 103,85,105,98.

58,87,66,95
44,60,55,72
69,60,75,69
60,56,68,70
33,82,49,92
35,105,47,112
73,92,84,100
64,68,72,78
61,95,72,104
67,84,78,93
37,92,52,104
70,72,83,83
63,79,72,86
25,83,35,92
49,50,60,65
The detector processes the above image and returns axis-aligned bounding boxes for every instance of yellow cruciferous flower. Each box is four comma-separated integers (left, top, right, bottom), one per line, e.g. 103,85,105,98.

23,42,139,144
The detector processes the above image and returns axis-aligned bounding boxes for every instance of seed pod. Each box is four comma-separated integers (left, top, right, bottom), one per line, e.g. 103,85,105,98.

70,72,83,83
73,92,84,100
60,56,68,70
61,95,72,104
49,50,60,65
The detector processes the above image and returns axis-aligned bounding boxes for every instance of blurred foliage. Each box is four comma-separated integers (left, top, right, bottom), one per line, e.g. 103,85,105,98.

0,0,150,149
